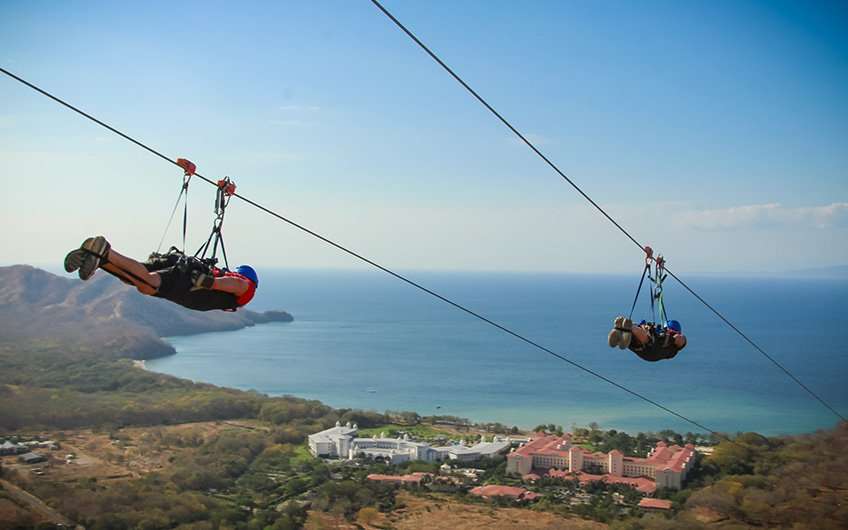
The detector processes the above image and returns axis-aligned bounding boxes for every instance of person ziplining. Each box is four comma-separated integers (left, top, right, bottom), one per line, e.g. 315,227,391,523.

3,63,843,434
608,247,687,362
63,159,259,312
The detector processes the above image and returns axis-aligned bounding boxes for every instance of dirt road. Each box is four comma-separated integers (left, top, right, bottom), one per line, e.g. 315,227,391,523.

0,478,74,527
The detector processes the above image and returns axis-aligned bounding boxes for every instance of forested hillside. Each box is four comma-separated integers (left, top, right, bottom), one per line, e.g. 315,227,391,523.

0,265,291,359
612,425,848,529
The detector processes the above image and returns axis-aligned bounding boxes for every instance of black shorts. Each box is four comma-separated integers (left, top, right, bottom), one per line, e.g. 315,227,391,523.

632,346,679,362
152,264,239,312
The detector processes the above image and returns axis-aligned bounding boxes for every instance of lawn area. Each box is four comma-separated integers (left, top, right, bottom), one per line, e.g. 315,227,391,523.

292,443,316,464
356,424,454,440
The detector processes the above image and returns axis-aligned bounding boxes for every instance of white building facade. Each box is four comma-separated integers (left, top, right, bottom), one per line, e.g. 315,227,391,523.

308,424,509,464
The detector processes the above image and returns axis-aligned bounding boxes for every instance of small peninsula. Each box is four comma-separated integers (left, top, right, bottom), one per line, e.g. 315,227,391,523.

0,265,293,360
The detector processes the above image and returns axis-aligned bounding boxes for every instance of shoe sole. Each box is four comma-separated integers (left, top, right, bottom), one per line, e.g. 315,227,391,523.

65,237,96,272
608,329,621,348
619,318,633,349
78,252,101,281
82,236,110,258
64,249,85,273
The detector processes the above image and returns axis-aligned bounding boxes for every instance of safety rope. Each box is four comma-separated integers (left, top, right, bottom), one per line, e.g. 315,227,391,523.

155,170,192,253
195,178,235,270
628,264,649,321
365,3,846,423
0,67,759,437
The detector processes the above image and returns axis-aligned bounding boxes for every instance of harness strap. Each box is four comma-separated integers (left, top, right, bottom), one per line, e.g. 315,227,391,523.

628,263,650,320
195,177,235,271
156,158,196,254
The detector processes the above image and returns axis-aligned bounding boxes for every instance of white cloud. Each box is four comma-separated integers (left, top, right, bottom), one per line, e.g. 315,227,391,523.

679,202,848,231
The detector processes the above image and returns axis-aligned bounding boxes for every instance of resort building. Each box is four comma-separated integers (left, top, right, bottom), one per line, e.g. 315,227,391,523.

506,433,697,491
307,421,359,458
308,423,510,463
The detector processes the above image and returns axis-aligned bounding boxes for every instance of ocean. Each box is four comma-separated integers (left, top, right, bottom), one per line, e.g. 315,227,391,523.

146,269,848,436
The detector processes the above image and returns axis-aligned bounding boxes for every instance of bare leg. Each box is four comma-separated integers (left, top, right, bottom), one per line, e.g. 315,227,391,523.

674,334,687,350
102,249,161,295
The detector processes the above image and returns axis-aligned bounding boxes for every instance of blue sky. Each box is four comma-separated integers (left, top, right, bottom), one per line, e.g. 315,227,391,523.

1,0,846,273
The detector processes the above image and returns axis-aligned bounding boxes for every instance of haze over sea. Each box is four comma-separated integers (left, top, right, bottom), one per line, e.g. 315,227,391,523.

147,270,847,436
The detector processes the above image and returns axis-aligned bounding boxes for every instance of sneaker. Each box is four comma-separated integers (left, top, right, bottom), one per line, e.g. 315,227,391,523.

619,330,632,349
81,236,110,259
78,236,110,281
608,316,626,348
608,328,621,348
64,249,85,273
64,237,96,272
619,318,633,349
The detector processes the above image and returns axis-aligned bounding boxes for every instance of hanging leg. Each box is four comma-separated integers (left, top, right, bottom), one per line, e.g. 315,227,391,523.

102,249,162,294
608,316,626,348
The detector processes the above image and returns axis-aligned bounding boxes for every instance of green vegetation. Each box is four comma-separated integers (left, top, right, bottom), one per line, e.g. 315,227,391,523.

570,424,719,457
356,423,454,440
0,346,340,433
2,339,846,529
609,425,848,530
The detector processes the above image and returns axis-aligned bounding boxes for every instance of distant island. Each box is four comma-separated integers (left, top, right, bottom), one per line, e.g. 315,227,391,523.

0,265,293,359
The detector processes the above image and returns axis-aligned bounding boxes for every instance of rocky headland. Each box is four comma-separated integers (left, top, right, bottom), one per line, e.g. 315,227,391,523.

0,265,292,359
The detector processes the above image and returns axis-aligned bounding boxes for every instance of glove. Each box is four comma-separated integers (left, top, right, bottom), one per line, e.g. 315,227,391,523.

191,270,215,290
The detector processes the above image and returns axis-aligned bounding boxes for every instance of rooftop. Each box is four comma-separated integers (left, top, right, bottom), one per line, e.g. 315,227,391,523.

510,434,696,473
637,443,696,472
309,425,357,443
575,471,657,494
470,485,541,501
508,433,574,459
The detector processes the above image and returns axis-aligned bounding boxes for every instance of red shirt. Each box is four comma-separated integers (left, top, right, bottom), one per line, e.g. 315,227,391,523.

214,269,257,308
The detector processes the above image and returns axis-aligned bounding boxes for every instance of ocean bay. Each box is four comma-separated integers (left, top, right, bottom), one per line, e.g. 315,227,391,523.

147,269,848,436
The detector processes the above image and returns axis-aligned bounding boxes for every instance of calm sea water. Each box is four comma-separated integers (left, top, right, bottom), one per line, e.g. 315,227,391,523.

146,270,847,436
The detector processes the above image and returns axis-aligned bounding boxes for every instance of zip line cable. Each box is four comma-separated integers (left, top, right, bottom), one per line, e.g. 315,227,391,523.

2,66,739,440
367,0,846,423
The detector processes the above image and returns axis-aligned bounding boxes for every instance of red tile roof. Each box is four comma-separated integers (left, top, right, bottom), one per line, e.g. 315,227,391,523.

510,434,695,488
470,485,540,501
508,433,574,459
576,471,657,494
621,443,695,472
639,498,673,510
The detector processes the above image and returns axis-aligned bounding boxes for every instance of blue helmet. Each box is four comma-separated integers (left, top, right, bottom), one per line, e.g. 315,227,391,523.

666,320,682,333
235,265,259,288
